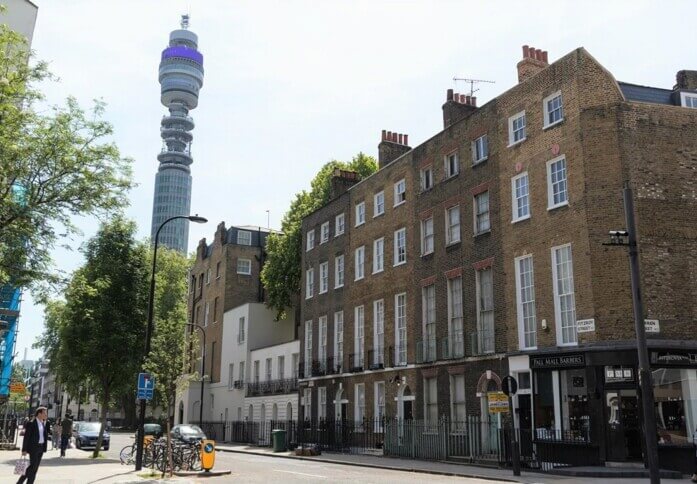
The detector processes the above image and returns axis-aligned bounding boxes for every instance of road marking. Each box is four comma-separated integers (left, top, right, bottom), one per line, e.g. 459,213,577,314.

273,469,328,478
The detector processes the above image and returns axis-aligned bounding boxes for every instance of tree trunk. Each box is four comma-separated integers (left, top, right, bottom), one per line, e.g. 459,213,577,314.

165,410,173,477
93,390,109,458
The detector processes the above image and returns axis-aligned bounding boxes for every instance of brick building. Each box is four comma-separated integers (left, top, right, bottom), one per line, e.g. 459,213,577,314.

298,45,697,470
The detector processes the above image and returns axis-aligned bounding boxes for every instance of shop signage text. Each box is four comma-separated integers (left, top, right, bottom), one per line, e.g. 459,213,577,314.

531,354,585,369
487,392,509,413
650,350,697,367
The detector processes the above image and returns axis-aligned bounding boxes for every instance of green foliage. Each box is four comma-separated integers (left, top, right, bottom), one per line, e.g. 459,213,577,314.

36,217,149,457
261,153,377,317
0,23,133,292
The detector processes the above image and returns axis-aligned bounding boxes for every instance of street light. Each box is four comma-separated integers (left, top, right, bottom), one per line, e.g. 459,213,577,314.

185,323,206,426
604,183,659,484
135,214,207,471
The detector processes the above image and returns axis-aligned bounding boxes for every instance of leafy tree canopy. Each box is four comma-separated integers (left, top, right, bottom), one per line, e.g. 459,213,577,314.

261,153,377,317
0,23,133,293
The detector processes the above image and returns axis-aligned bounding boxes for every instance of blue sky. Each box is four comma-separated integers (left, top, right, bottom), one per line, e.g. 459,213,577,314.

16,0,696,361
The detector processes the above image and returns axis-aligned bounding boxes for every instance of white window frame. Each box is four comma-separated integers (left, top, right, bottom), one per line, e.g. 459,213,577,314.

334,311,344,369
447,276,464,358
318,315,327,368
543,90,564,128
680,92,697,108
335,213,345,236
278,355,285,380
334,254,344,288
421,217,434,255
305,267,314,299
374,191,385,217
206,268,211,285
303,387,312,421
422,284,436,361
444,152,459,178
424,377,438,428
373,237,384,274
547,155,569,210
395,293,407,365
420,166,433,191
265,357,272,381
450,374,467,430
306,229,315,251
320,222,330,243
552,244,578,346
394,227,406,266
471,134,488,164
237,258,252,275
319,261,329,294
394,179,406,206
511,172,531,223
355,383,365,425
228,363,235,389
373,299,384,366
515,254,537,350
355,202,366,226
204,301,210,326
475,267,495,354
304,320,313,376
354,305,365,368
445,205,461,245
237,230,252,246
474,191,490,235
354,246,365,280
238,316,245,344
508,111,527,146
239,361,245,382
318,387,327,420
375,381,385,431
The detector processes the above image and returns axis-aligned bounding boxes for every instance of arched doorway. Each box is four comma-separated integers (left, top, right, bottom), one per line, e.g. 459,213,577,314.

334,387,348,420
286,402,293,421
476,370,503,453
248,404,254,421
178,401,184,424
272,403,278,422
396,384,414,420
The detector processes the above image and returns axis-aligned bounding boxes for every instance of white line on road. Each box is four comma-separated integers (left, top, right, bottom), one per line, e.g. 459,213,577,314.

273,469,328,478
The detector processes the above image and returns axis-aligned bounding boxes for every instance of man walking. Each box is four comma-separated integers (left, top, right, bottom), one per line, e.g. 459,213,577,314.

60,414,73,457
17,407,49,484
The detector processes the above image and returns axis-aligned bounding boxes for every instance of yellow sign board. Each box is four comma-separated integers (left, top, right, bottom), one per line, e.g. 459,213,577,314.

200,439,216,470
9,382,25,394
487,391,509,413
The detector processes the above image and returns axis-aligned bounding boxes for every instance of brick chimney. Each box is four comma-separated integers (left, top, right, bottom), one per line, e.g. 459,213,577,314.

442,89,478,128
517,45,549,83
215,221,227,245
378,130,411,169
330,169,360,199
674,70,697,90
196,237,207,261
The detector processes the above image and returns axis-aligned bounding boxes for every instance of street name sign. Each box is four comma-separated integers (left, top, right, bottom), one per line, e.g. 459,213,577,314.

576,319,595,333
137,373,155,401
645,319,660,333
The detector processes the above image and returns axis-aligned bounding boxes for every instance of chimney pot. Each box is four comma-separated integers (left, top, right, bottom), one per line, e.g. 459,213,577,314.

398,133,403,144
472,96,477,106
522,45,530,58
536,49,543,61
528,46,535,58
459,94,466,103
465,95,471,105
447,88,454,101
542,50,548,63
381,129,387,141
387,131,392,141
404,134,408,145
392,132,398,142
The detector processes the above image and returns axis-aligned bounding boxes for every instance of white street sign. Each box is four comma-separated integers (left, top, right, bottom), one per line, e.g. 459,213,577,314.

576,319,596,333
645,319,660,333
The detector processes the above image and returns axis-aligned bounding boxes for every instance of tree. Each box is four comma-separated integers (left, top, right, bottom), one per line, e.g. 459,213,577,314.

143,247,193,475
0,22,133,292
262,153,377,317
41,218,148,457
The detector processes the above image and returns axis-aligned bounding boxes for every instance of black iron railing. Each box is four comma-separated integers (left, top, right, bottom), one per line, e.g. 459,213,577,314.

246,378,299,397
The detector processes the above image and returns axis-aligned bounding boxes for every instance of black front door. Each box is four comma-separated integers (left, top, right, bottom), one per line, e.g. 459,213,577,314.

605,389,642,461
517,394,533,459
403,401,413,420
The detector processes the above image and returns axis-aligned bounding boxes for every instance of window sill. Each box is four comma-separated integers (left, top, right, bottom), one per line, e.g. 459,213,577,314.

511,215,531,224
237,272,252,276
305,296,313,300
334,284,344,290
474,229,491,237
320,240,328,245
543,118,564,131
319,290,327,295
393,261,407,267
354,276,364,282
373,212,385,219
393,201,406,208
520,346,537,351
446,240,461,248
420,186,433,194
355,221,365,228
507,138,527,148
372,269,384,275
335,232,344,238
421,251,434,258
547,201,569,211
444,173,459,182
557,342,579,347
472,156,488,166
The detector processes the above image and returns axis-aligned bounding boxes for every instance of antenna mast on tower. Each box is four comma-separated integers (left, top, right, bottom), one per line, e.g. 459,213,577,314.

180,14,190,29
453,77,495,97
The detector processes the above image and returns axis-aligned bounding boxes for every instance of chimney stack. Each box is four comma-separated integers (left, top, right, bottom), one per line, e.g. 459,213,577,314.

674,70,697,91
517,44,549,83
330,168,360,199
378,130,411,169
442,89,478,128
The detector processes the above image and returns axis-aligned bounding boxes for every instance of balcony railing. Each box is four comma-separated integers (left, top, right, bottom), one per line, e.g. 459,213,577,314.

311,359,327,377
416,337,437,363
325,356,343,375
470,328,495,355
441,331,465,359
368,346,384,370
349,353,364,372
246,378,298,397
392,344,407,367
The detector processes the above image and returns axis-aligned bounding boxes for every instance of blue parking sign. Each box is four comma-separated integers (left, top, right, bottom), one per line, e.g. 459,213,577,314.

137,372,155,401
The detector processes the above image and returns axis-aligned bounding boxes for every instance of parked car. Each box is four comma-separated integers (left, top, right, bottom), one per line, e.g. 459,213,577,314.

135,423,163,440
73,422,110,450
170,424,206,443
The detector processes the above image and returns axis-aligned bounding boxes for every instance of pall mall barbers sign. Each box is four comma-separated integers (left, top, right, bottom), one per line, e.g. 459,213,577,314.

531,354,585,369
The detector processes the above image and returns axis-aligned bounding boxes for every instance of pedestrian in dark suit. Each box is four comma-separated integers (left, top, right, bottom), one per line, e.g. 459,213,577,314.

17,407,49,484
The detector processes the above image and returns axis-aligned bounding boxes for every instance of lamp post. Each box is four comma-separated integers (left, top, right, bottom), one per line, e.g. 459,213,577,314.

604,183,660,484
185,323,206,426
135,214,207,471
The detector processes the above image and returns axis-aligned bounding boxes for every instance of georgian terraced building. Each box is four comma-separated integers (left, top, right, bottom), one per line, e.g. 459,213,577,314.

298,45,697,471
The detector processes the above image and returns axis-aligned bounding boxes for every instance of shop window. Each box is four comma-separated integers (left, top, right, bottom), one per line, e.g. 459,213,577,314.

534,369,590,441
654,368,697,445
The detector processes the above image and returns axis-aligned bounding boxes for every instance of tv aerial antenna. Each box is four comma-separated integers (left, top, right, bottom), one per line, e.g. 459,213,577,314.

452,77,495,97
180,13,190,29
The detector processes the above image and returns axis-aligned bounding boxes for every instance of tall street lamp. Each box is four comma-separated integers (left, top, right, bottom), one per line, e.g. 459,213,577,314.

185,323,206,426
604,183,659,484
135,214,207,471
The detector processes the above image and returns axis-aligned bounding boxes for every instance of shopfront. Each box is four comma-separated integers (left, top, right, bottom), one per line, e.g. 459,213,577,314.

523,344,697,472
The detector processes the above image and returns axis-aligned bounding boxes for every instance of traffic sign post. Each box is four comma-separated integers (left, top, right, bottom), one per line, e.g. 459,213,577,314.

502,375,520,477
137,373,155,401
